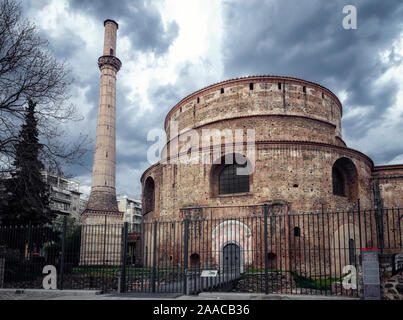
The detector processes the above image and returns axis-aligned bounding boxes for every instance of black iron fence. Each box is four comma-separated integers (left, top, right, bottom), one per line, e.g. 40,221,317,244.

175,204,402,296
0,204,401,296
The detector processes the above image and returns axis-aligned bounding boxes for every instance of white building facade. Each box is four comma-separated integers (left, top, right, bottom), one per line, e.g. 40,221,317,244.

117,195,142,225
41,171,82,222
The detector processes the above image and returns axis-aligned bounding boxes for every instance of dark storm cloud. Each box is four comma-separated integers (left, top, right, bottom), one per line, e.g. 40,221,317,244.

221,0,403,164
116,81,181,168
19,0,180,196
45,31,86,62
69,0,179,55
113,62,202,196
63,62,188,195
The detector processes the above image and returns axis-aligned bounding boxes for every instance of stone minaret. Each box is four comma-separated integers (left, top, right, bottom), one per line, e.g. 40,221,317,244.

84,19,122,218
80,19,123,265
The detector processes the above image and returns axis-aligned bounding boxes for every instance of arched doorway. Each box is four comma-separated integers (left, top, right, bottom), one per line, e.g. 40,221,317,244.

212,220,252,273
222,243,241,274
331,223,362,277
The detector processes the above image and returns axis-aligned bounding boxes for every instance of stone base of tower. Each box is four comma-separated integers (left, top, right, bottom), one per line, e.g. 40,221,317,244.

86,190,119,212
79,210,124,266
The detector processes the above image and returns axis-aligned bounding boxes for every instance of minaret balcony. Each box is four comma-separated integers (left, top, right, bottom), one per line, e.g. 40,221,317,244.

98,55,122,72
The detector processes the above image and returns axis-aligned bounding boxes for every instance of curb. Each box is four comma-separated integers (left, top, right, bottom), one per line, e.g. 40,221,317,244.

197,292,359,300
0,288,102,295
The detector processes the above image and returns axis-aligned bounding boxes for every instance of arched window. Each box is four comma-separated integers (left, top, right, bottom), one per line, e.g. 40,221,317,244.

219,164,250,194
332,157,358,202
143,176,155,214
294,227,301,237
332,166,345,196
210,153,252,197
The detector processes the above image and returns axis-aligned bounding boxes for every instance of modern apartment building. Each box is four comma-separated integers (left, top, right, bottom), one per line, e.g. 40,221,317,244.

41,171,82,222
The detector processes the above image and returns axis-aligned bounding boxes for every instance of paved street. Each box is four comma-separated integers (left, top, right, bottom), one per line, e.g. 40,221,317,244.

0,289,358,300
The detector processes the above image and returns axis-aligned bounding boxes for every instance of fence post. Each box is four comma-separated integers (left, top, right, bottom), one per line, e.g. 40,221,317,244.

357,199,363,251
183,218,189,295
151,221,157,293
375,204,384,253
59,215,67,290
25,222,32,284
102,215,107,293
263,204,269,294
120,222,128,293
27,221,32,259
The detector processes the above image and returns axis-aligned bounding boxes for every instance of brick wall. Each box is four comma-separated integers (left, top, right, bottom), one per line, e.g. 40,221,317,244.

143,144,373,220
372,165,403,208
141,76,403,277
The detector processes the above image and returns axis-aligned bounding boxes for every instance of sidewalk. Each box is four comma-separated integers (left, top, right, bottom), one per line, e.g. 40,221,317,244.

0,289,359,300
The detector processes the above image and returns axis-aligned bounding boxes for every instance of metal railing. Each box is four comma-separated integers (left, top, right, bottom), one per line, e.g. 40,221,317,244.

0,203,401,296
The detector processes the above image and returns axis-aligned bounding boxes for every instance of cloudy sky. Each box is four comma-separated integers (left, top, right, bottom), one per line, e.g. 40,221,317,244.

21,0,403,199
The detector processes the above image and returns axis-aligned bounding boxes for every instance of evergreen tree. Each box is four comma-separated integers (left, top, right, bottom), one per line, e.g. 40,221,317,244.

1,100,56,226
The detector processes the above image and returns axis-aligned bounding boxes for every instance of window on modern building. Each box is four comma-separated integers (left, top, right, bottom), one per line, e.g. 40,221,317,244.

219,163,250,194
143,176,155,214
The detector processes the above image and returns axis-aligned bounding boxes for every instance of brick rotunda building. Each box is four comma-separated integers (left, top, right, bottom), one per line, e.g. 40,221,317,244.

140,75,403,275
142,75,403,218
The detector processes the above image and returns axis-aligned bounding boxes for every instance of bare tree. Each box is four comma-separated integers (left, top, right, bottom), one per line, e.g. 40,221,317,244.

0,0,89,176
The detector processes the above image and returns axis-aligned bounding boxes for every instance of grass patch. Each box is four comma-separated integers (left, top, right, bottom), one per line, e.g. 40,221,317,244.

241,268,349,291
291,272,340,291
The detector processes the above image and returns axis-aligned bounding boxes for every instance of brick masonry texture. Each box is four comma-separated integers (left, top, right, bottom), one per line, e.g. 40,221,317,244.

142,75,403,220
138,76,403,294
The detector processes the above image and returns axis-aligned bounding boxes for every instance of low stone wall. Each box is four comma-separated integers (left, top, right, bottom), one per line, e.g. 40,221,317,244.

381,271,403,300
234,272,298,294
379,253,403,300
